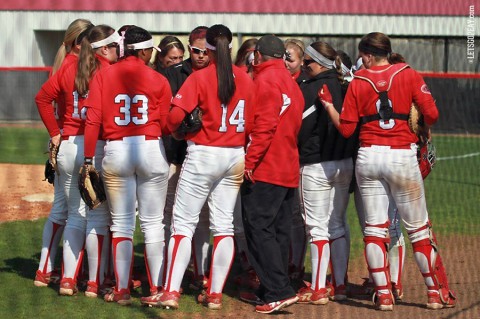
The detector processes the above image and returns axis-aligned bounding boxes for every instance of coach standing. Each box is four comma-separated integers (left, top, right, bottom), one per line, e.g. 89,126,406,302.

241,35,304,314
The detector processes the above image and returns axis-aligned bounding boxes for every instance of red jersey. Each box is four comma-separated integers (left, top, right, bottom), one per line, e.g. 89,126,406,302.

341,64,438,147
246,59,304,188
84,56,172,157
60,55,112,138
171,63,255,147
36,53,78,136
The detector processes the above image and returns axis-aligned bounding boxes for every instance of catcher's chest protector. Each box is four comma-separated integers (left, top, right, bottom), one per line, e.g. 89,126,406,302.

355,63,410,124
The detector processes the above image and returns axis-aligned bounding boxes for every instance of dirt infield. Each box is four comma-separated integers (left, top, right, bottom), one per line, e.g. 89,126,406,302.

2,164,479,319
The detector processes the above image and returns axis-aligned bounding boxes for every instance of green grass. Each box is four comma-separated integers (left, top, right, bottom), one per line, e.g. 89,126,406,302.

0,220,245,319
0,127,479,318
0,126,50,164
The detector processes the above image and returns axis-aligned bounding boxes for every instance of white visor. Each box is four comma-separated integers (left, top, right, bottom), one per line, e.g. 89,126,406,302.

126,38,160,52
91,32,121,49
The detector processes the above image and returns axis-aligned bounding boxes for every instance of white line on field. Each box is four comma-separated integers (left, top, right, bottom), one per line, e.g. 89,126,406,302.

437,152,480,161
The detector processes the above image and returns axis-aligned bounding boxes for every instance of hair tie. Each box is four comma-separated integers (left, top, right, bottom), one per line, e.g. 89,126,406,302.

119,31,126,58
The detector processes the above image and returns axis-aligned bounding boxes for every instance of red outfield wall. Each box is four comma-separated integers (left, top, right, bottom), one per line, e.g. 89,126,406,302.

0,0,475,15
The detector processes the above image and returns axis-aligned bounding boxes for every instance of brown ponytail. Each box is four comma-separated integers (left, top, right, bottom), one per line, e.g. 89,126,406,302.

75,25,115,97
206,24,235,105
52,19,93,75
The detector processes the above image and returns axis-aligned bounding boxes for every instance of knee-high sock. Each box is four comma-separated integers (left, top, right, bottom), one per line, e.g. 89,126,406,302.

208,235,235,294
164,235,191,292
192,226,211,278
388,244,405,286
85,233,106,285
144,241,166,292
112,237,133,291
311,240,330,291
330,236,348,287
39,221,64,273
62,227,85,281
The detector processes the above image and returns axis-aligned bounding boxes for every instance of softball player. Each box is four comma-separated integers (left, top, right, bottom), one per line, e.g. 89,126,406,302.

152,35,185,72
34,18,93,288
160,26,212,293
37,24,119,297
321,32,456,311
84,26,172,305
296,41,356,304
156,24,255,310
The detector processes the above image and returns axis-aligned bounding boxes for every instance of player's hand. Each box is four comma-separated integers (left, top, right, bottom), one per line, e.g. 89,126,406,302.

51,134,61,148
244,169,255,183
318,84,334,110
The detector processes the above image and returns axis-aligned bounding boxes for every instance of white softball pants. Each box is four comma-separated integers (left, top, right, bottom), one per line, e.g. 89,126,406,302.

57,136,110,233
300,158,353,241
171,142,245,239
102,136,169,243
356,145,429,240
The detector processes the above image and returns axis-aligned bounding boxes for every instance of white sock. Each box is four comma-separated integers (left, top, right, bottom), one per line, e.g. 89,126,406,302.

39,221,64,273
164,235,192,292
311,240,330,290
145,241,166,290
86,233,107,285
209,236,235,294
113,237,133,291
330,236,348,286
62,227,85,280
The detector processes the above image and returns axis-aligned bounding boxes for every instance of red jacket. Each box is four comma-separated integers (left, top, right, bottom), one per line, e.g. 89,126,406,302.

245,59,304,188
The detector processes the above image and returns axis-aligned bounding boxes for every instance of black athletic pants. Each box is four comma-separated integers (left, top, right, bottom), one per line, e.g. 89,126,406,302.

241,180,297,303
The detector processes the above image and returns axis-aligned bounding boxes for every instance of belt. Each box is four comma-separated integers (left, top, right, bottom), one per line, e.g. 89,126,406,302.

62,135,82,141
107,135,159,142
360,143,413,150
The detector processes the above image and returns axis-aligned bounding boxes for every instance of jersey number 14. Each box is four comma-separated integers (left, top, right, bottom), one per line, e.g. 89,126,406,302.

219,100,245,133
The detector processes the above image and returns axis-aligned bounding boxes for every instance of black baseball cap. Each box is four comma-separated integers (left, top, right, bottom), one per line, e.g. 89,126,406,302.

255,35,285,59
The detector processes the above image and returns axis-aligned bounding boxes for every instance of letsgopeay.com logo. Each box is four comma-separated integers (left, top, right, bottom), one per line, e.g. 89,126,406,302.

467,5,475,64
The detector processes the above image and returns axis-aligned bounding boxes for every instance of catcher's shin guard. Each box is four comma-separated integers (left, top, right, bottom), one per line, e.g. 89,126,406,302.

410,223,456,307
364,223,391,296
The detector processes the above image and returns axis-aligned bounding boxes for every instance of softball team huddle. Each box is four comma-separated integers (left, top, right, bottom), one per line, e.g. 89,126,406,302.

34,19,457,314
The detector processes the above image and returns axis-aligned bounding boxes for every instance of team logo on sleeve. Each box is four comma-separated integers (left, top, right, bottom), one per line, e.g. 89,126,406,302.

421,84,431,94
280,94,291,115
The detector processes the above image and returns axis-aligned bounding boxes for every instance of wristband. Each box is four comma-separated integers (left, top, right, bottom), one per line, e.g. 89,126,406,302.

84,157,93,165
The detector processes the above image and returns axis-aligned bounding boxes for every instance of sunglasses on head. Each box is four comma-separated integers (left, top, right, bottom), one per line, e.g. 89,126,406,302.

189,45,207,55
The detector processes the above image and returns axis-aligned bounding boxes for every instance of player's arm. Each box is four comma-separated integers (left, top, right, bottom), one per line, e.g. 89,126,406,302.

158,78,174,136
318,83,357,138
167,106,187,138
245,83,280,171
83,74,102,158
411,70,439,127
35,72,62,137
